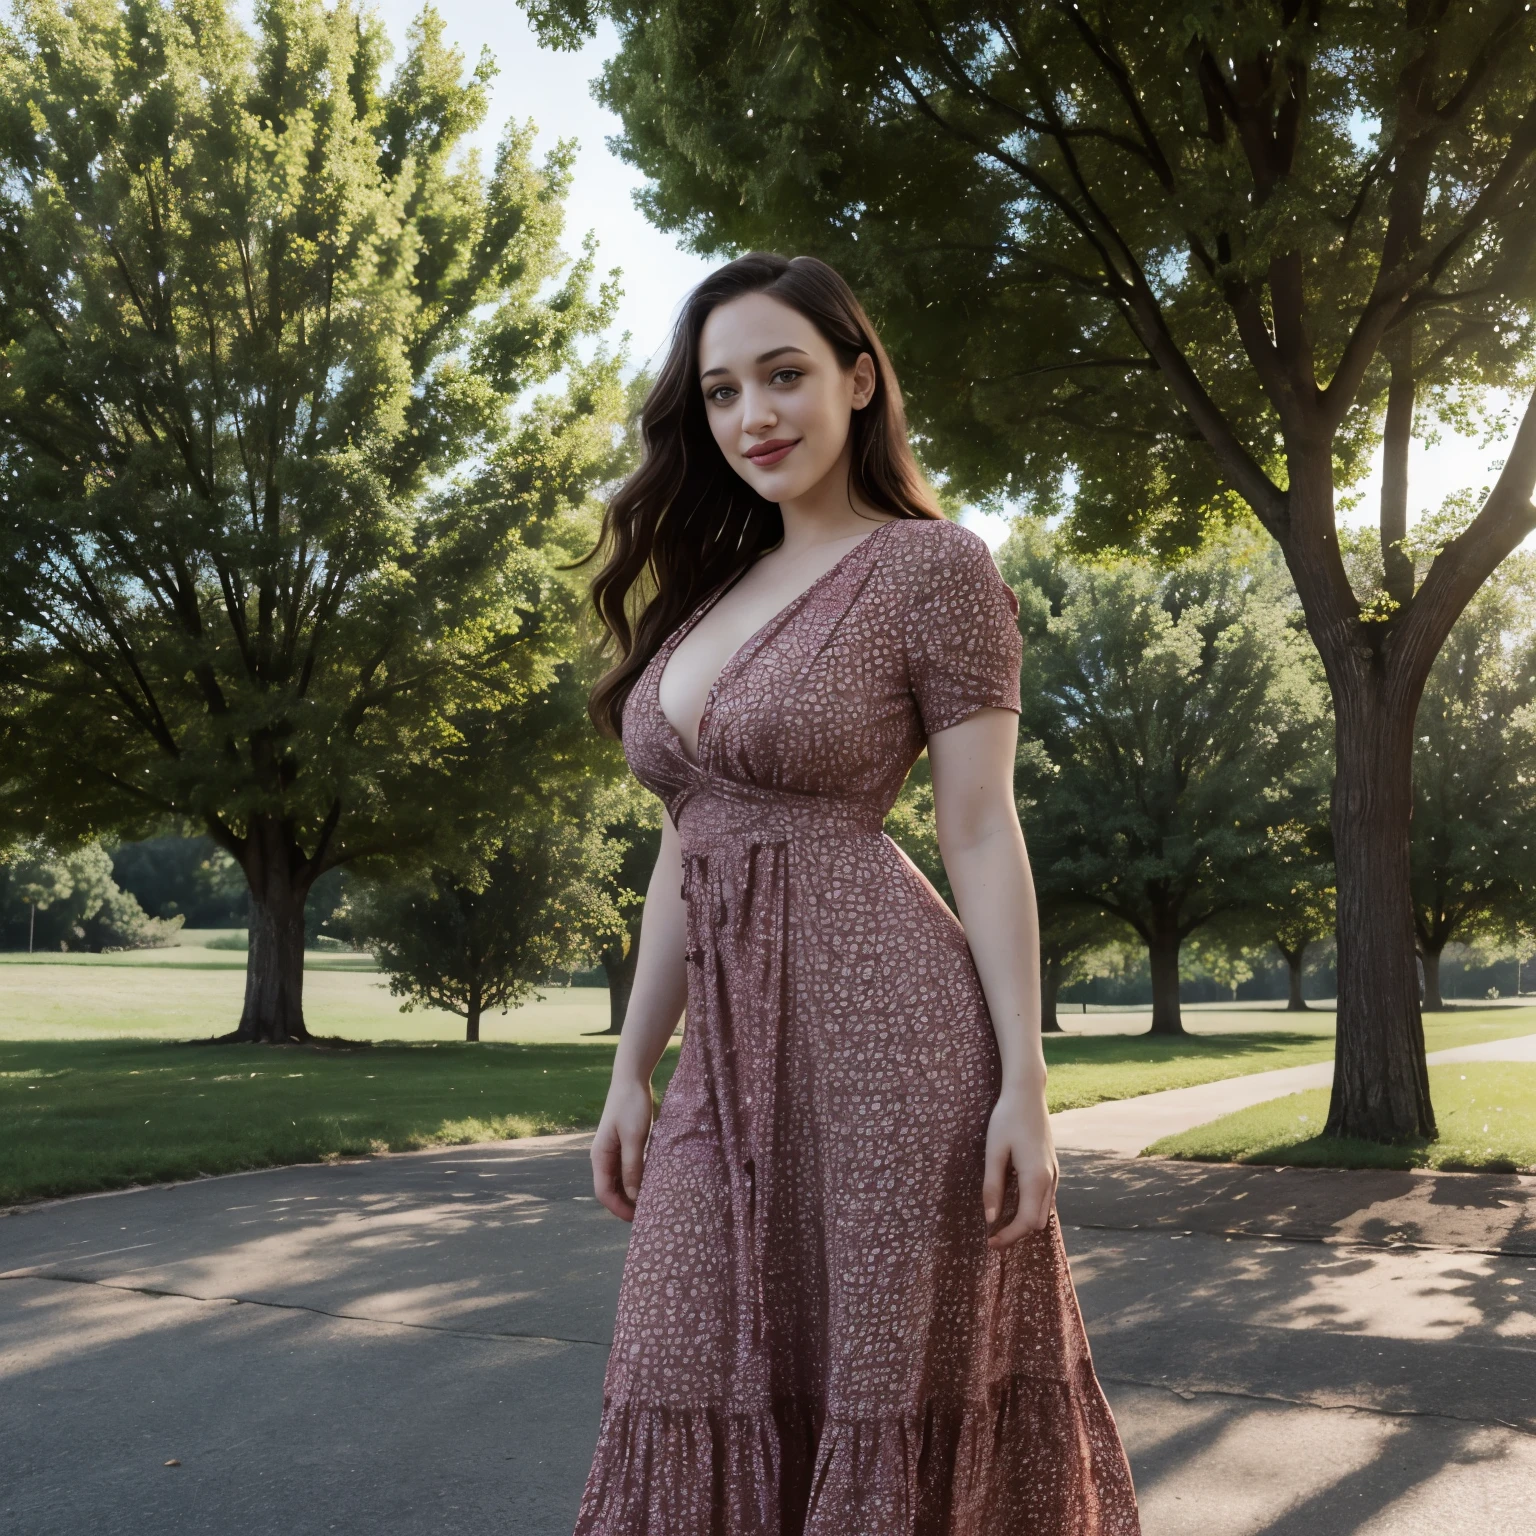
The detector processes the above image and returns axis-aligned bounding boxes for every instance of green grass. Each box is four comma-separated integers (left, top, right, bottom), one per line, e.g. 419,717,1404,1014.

1146,1063,1536,1173
1418,1007,1536,1052
4,1027,1340,1208
1041,1029,1333,1110
0,948,615,1043
3,945,1534,1205
0,926,376,969
0,1037,681,1206
1038,1008,1536,1110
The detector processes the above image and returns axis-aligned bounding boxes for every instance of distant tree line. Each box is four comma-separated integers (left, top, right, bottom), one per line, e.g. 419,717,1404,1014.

894,521,1536,1037
11,509,1536,1048
0,839,179,953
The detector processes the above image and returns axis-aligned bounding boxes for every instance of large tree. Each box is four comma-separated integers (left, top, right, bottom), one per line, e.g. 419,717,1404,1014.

1005,521,1329,1034
1410,557,1536,1007
0,0,623,1040
527,0,1536,1137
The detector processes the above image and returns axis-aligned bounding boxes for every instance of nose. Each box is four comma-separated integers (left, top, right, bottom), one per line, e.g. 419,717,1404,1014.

740,382,778,438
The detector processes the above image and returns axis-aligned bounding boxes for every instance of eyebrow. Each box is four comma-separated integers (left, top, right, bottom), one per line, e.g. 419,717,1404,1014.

700,345,811,382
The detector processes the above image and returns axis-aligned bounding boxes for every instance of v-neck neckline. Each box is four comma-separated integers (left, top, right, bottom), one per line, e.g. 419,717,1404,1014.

656,517,901,771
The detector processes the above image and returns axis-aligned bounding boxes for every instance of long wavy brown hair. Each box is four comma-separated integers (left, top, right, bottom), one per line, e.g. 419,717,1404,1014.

578,252,945,741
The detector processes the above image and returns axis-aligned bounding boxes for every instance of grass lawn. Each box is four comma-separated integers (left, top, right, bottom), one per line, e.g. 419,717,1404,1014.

2,1026,1333,1207
0,1037,682,1207
1038,1007,1536,1110
1041,1029,1333,1111
0,932,614,1044
1146,1063,1536,1173
4,940,1535,1206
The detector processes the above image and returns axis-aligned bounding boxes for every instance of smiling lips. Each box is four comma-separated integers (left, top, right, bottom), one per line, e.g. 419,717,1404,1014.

745,438,799,468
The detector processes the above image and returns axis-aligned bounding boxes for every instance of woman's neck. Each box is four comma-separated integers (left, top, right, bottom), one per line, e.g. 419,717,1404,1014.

776,442,892,552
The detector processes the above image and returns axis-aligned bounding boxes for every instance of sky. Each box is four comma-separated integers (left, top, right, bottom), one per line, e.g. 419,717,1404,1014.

365,2,713,373
362,2,1522,551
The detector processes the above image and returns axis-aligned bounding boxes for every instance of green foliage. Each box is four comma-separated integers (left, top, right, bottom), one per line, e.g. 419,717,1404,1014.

1182,933,1266,1001
0,838,180,950
347,657,639,1041
353,820,627,1040
1257,817,1336,963
1412,555,1536,957
1038,903,1123,977
0,0,622,891
109,833,248,925
525,0,1536,554
579,768,661,1028
1341,492,1499,624
1005,519,1330,949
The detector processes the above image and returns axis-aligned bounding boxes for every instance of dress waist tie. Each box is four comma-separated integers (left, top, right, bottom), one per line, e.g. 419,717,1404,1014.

680,837,792,1392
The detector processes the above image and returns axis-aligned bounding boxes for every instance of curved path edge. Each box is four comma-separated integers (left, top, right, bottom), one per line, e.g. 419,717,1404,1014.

1050,1032,1536,1158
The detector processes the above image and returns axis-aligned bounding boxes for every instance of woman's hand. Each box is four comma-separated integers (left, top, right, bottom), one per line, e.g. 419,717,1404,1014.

982,1079,1059,1249
591,1073,656,1222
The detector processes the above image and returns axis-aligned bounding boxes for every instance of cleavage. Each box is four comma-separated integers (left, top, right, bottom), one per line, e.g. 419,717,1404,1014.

657,594,774,768
657,523,889,767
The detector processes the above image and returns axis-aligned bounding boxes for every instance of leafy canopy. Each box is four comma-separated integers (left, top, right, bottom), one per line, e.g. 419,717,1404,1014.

1410,555,1536,954
0,0,621,889
1003,519,1330,944
526,0,1536,570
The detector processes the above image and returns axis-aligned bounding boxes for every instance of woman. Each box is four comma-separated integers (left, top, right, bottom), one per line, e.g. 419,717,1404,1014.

575,252,1140,1534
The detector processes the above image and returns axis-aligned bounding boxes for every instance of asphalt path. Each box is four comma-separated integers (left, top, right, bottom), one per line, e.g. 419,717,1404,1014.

3,1135,1534,1535
1051,1032,1536,1157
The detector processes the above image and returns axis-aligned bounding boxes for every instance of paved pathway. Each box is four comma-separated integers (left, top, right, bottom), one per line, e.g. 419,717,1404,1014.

1428,1033,1536,1065
3,1137,1534,1535
1051,1032,1536,1158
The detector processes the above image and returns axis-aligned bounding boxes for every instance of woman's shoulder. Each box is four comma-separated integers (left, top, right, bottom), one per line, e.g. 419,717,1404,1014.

884,514,995,558
881,515,1005,598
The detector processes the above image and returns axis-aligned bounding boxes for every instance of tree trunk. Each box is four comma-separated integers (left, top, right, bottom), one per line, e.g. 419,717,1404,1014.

222,816,312,1043
1420,946,1447,1012
1324,679,1435,1140
600,923,640,1035
461,971,483,1043
1278,941,1310,1011
1146,930,1185,1036
237,874,309,1042
1041,951,1064,1033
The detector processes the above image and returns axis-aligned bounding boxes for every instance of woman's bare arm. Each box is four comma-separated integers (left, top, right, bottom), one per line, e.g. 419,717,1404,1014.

926,706,1058,1248
591,809,690,1221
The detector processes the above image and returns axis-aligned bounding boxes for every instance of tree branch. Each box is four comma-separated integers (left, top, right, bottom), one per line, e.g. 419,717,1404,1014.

1389,382,1536,696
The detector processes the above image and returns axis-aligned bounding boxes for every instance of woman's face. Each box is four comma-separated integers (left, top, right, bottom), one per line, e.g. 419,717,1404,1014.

697,292,876,505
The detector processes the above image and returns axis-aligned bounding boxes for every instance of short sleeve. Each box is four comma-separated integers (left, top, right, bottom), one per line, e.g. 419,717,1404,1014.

902,523,1023,738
